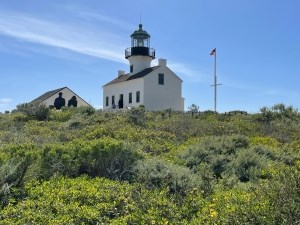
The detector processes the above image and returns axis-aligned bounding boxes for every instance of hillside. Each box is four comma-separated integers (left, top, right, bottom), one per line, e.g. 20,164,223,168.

0,104,299,224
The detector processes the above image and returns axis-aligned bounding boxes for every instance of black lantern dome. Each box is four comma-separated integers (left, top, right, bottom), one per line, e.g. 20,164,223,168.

125,24,155,59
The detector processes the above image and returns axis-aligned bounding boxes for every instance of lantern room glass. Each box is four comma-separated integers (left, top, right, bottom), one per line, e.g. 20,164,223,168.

131,36,150,48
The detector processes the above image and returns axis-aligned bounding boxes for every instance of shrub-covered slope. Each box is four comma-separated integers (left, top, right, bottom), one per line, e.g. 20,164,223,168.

0,104,299,224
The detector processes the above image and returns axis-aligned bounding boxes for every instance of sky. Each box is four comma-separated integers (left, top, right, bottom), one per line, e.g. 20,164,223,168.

0,0,300,113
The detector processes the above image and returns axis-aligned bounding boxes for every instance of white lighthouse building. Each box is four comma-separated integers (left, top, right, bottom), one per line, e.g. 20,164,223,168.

103,24,184,111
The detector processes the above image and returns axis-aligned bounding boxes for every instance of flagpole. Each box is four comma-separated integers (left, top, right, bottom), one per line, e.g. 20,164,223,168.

210,48,221,114
214,49,217,113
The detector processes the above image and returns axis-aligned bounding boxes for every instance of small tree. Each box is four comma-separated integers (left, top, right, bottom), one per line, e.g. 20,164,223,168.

188,104,199,117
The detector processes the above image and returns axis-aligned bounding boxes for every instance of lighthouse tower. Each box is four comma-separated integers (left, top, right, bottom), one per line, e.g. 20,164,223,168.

125,24,155,74
103,23,184,111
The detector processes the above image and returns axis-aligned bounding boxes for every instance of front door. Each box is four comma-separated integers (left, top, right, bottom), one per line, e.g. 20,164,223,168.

119,94,124,109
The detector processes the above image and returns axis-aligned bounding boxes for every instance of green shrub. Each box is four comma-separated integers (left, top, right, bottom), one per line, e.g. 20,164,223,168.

179,136,279,185
230,147,268,182
132,158,200,195
180,135,249,172
127,106,145,126
48,109,73,122
39,138,142,180
76,105,96,115
0,154,34,208
13,103,50,121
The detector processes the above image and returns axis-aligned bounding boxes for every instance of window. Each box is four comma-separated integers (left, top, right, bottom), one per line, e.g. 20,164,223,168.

158,73,164,85
130,65,133,73
136,91,140,103
112,96,115,108
129,92,132,104
105,96,109,107
112,96,115,105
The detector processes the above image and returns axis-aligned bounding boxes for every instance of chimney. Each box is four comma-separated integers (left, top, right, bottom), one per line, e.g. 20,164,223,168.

158,59,167,67
118,70,125,77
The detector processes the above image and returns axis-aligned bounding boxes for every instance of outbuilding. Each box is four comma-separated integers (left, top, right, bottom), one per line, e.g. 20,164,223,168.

30,87,90,109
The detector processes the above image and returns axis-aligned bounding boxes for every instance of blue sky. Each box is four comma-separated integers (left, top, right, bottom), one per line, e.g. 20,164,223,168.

1,0,299,113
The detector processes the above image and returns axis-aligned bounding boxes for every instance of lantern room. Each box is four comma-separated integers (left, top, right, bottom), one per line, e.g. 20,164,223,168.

125,24,155,59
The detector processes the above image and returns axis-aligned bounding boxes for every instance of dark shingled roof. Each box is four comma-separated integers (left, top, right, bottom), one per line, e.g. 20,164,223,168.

103,66,159,86
30,87,66,104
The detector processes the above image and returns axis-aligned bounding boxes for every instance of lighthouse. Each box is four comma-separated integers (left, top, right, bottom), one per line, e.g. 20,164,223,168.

125,24,155,74
103,24,184,111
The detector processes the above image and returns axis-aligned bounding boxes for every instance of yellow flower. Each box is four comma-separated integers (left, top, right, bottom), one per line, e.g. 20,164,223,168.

210,208,218,217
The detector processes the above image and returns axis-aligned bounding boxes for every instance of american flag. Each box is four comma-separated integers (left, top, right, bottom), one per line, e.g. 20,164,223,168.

210,48,216,56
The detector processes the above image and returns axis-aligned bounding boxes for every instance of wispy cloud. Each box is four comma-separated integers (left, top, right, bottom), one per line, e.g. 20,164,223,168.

0,11,127,63
61,3,135,31
0,9,203,79
75,12,135,31
168,62,206,79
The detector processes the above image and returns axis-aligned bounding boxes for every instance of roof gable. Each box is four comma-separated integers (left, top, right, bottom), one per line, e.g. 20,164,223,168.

103,66,159,86
30,87,66,104
30,87,91,107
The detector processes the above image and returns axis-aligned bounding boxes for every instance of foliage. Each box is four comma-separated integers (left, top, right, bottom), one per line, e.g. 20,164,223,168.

127,105,146,126
0,176,190,224
132,158,200,195
0,104,299,223
230,147,268,182
190,165,300,225
13,102,50,121
0,149,35,208
39,137,142,180
49,109,73,122
180,135,250,174
76,105,96,115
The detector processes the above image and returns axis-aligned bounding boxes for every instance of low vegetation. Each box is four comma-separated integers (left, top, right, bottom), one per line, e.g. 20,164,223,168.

0,103,299,224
